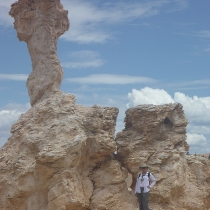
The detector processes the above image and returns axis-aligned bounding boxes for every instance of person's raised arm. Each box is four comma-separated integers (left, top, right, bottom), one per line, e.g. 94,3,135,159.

149,173,156,188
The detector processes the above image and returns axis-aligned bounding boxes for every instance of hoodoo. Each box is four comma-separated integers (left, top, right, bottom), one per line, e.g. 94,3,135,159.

9,0,69,106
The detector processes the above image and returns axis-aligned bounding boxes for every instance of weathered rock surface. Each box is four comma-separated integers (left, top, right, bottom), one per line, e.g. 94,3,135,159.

116,103,210,210
0,91,120,210
0,101,209,210
9,0,69,106
3,0,210,209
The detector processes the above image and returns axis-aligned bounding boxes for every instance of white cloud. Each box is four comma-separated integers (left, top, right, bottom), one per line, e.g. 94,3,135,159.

186,133,207,146
62,50,104,69
60,0,186,43
198,96,210,109
0,103,30,147
0,74,28,81
127,87,210,125
168,79,210,88
61,0,164,43
184,79,210,86
187,125,210,135
174,92,210,125
65,74,156,85
1,0,189,43
127,87,174,107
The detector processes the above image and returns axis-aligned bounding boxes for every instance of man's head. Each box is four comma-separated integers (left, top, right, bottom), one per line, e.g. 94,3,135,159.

139,163,148,174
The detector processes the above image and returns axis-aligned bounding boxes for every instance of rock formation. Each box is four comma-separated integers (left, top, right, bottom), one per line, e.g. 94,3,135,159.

1,0,209,209
0,91,120,210
9,0,69,106
1,100,209,210
116,104,210,210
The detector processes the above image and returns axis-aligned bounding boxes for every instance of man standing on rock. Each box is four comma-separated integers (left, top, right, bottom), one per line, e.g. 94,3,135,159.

135,164,156,210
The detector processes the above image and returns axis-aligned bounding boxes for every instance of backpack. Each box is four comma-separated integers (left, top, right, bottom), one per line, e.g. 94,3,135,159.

138,172,150,179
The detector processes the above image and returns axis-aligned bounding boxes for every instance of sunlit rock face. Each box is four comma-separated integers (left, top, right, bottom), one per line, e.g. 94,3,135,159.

2,1,209,209
0,91,119,210
116,103,210,210
9,0,69,106
0,97,209,209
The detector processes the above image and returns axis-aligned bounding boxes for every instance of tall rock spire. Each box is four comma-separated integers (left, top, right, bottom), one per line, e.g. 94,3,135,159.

9,0,69,106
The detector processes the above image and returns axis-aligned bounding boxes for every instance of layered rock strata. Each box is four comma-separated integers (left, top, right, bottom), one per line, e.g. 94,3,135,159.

9,0,69,106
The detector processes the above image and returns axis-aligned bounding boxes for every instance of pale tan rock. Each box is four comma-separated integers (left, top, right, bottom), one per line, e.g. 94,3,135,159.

9,0,69,106
2,1,209,209
86,160,138,209
116,103,210,210
89,160,138,210
0,98,210,209
181,155,210,210
0,91,118,210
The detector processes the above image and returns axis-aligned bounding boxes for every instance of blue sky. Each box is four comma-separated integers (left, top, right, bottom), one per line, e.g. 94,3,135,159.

0,0,210,154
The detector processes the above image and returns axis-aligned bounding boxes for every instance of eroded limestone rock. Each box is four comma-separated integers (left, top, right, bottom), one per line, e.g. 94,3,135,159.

89,160,137,210
2,1,210,209
9,0,69,106
0,91,119,210
116,103,210,210
0,99,210,209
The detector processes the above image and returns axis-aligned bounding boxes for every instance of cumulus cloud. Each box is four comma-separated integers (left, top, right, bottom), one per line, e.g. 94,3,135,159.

187,125,210,135
66,74,156,85
0,103,30,147
186,133,207,146
126,87,210,154
127,87,210,125
174,93,210,126
127,87,174,107
62,50,104,69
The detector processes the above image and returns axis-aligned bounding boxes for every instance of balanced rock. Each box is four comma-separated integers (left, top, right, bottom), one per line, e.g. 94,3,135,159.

9,0,69,106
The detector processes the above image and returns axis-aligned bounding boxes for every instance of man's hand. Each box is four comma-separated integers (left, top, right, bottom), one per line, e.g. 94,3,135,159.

147,185,151,189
